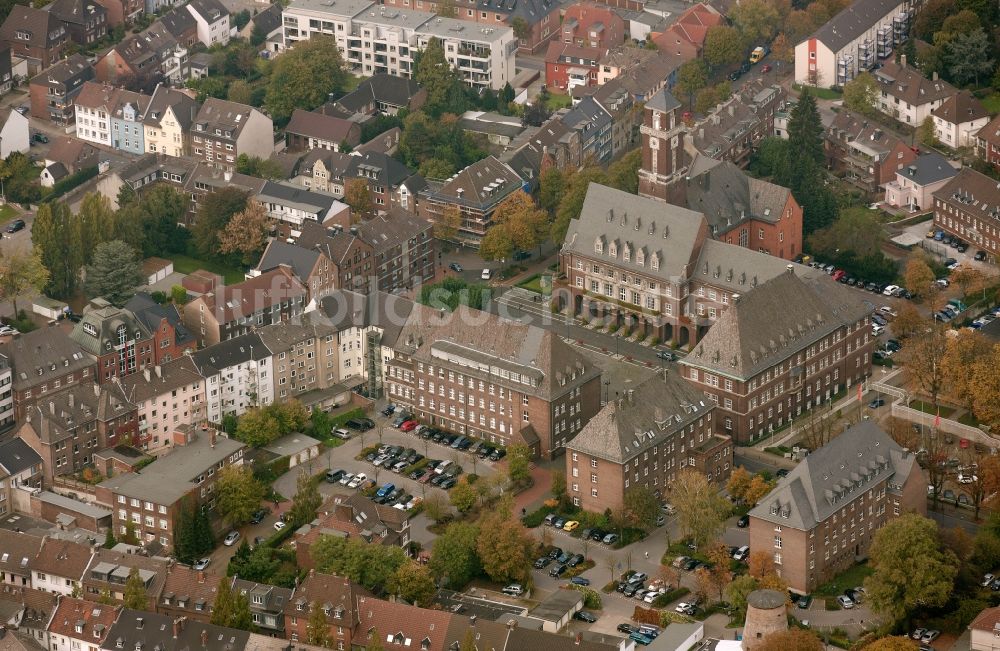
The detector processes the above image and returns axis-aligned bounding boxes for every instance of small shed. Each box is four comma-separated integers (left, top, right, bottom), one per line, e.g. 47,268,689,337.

142,257,174,286
182,269,221,294
32,296,68,320
529,589,584,633
263,433,322,469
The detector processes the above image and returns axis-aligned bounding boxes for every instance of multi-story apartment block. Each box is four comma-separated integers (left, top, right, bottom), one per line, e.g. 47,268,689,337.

1,5,67,75
47,0,107,45
931,90,989,150
673,157,804,261
418,155,523,246
0,329,95,421
544,3,624,92
679,269,874,444
748,421,926,593
883,150,957,213
565,372,732,513
933,167,1000,265
32,538,94,596
0,438,43,517
18,381,138,483
75,82,151,154
143,84,199,158
191,333,274,423
683,82,785,169
117,358,206,454
96,427,245,550
251,239,341,302
296,150,423,215
0,353,13,429
232,579,292,636
560,183,825,348
282,0,516,89
158,564,221,623
124,293,196,365
47,597,119,651
795,0,918,88
28,54,94,124
825,108,918,196
70,298,157,385
191,98,273,173
385,303,602,458
284,572,364,647
257,314,339,403
185,0,229,46
182,266,307,347
651,2,722,60
873,57,954,126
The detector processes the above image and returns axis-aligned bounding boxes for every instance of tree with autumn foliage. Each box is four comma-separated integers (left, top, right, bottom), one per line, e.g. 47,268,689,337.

903,252,937,299
219,200,268,266
900,322,948,409
726,467,752,503
862,637,918,651
344,178,373,218
971,343,1000,433
475,511,534,585
747,550,787,591
942,328,991,412
480,191,548,262
759,629,823,651
434,205,463,243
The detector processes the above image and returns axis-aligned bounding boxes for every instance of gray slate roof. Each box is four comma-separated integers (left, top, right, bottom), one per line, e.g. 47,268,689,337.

681,269,873,381
191,332,269,375
896,151,958,186
684,158,792,232
691,239,821,294
0,328,92,391
254,239,321,282
749,421,919,530
645,87,680,112
104,609,250,651
807,0,904,52
334,74,421,113
566,372,713,463
315,290,415,349
0,438,41,476
562,183,707,283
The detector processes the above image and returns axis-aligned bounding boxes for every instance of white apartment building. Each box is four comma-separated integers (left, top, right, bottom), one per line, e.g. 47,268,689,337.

0,354,13,429
281,0,515,89
256,180,350,227
187,0,231,47
794,0,918,88
75,82,114,148
874,58,955,126
191,332,274,424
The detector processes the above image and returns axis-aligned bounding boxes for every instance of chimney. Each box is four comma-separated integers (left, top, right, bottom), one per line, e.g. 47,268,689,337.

210,429,216,448
932,71,938,81
310,569,316,577
901,54,907,68
49,402,55,415
200,629,208,647
68,393,74,408
575,633,582,645
154,365,161,379
143,368,151,382
172,618,181,639
198,571,205,584
470,615,477,626
93,384,100,397
224,170,232,182
786,264,794,273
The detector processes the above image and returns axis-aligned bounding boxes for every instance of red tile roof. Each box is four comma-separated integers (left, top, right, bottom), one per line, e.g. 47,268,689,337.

201,267,307,324
48,597,119,645
355,596,455,651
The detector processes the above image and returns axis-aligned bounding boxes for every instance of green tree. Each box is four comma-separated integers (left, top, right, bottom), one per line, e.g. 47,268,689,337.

414,37,466,117
266,37,347,123
123,567,148,609
807,207,885,259
211,577,236,626
268,400,309,434
387,561,436,606
670,469,729,548
510,16,530,40
429,522,481,588
551,166,609,244
506,443,531,485
945,28,994,86
674,59,709,107
84,240,143,306
730,0,780,43
0,250,48,318
235,154,285,180
449,476,477,512
786,90,824,169
103,528,116,549
864,513,957,625
216,466,267,526
551,469,568,508
607,149,642,194
123,521,139,545
122,184,188,257
843,72,879,117
726,574,758,618
623,486,660,530
915,0,956,40
475,513,533,584
228,590,253,631
704,25,745,67
918,116,940,147
367,629,384,651
288,471,323,527
227,79,253,105
235,408,281,448
173,504,197,564
538,167,566,214
31,200,82,299
305,601,333,647
192,187,250,262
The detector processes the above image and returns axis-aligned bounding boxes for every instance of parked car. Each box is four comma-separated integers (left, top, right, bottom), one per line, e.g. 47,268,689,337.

629,631,653,646
32,132,48,144
449,262,463,272
911,628,927,640
401,420,419,432
675,602,697,616
534,557,553,569
571,576,591,586
868,398,885,409
5,220,25,233
574,611,597,623
837,595,854,609
602,533,618,545
223,531,241,546
273,521,286,531
733,545,750,561
617,624,635,634
193,558,210,570
920,630,940,643
549,564,567,577
568,554,585,567
250,508,269,524
502,584,524,596
797,594,812,609
338,472,354,486
737,514,749,527
481,268,492,280
563,520,580,532
348,473,367,488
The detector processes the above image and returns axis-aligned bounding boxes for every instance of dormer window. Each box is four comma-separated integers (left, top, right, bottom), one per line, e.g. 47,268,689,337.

636,250,645,266
651,254,659,271
623,245,631,262
608,242,617,257
594,239,603,254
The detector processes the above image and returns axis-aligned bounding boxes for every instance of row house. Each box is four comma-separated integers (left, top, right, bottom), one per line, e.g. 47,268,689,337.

975,113,1000,172
560,95,612,164
93,0,142,26
32,538,94,597
0,5,67,76
46,0,107,46
95,23,189,89
297,150,425,216
544,2,623,92
503,114,581,181
256,180,350,228
651,2,722,60
155,6,199,49
417,155,523,247
250,238,342,302
873,57,955,126
81,550,168,609
186,0,229,47
0,439,43,518
191,97,274,173
47,597,119,651
282,0,516,89
117,357,206,454
191,333,274,424
0,329,95,421
233,579,292,637
285,109,361,153
95,427,245,551
158,563,221,624
69,297,194,385
0,353,11,429
685,82,786,169
572,78,634,159
75,82,151,152
794,0,916,88
17,381,137,484
679,269,874,444
103,610,250,651
385,302,603,458
566,372,732,513
28,54,94,124
748,421,926,593
256,314,340,404
933,166,1000,265
295,492,411,570
825,108,917,196
182,266,307,347
326,73,425,117
143,85,199,158
284,573,364,648
931,90,988,150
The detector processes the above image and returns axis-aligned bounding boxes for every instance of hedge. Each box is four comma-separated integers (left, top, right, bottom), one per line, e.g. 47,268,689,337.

331,408,367,429
43,166,99,202
254,455,291,483
653,586,690,608
522,504,556,528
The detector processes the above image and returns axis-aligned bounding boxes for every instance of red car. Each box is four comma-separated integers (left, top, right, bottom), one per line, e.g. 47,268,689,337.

401,420,419,432
831,270,846,282
761,64,772,73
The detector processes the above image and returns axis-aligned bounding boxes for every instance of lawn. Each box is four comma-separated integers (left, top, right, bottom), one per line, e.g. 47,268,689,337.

814,563,872,597
0,204,20,223
544,93,572,111
167,254,245,285
959,412,981,427
981,93,1000,114
792,84,843,100
909,400,955,418
516,273,547,294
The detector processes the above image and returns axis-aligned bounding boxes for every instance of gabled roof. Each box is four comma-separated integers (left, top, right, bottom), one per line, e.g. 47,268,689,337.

356,596,454,651
47,598,117,645
0,327,92,391
191,331,269,375
749,421,918,530
286,108,358,143
143,84,199,129
353,208,432,253
685,158,793,232
155,6,197,39
256,311,337,355
933,166,1000,225
681,269,872,380
970,606,1000,633
46,135,97,170
874,60,956,108
314,290,416,348
32,539,93,582
1,5,65,49
116,357,203,404
193,97,263,142
286,572,366,628
346,151,415,188
24,381,133,442
196,266,306,324
662,2,721,47
161,563,221,615
567,372,714,463
0,530,45,576
187,0,229,23
254,239,322,283
124,292,192,347
828,108,907,160
69,298,152,357
807,0,907,53
931,89,988,125
334,74,421,113
249,3,282,36
0,438,42,477
561,95,612,135
104,609,250,651
29,53,91,86
426,155,522,208
46,0,105,27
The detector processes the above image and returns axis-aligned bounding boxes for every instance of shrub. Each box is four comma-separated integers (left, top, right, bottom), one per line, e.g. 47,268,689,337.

44,166,99,202
568,585,602,609
522,504,556,528
632,606,661,626
653,586,690,608
150,291,167,304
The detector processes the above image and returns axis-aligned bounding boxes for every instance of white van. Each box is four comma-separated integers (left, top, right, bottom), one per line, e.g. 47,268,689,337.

434,460,453,475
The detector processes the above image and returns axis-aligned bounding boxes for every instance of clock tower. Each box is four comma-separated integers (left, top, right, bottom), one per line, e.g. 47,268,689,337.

638,89,687,201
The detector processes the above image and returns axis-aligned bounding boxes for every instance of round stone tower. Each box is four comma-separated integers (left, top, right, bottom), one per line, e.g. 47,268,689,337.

742,589,788,650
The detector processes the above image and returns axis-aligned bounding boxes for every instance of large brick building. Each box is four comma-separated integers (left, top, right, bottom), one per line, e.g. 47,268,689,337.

748,421,926,593
679,269,874,444
0,328,95,420
932,166,1000,265
385,303,602,459
565,371,732,513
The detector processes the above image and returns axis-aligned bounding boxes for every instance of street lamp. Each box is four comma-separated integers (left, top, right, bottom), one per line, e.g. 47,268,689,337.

603,379,611,405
